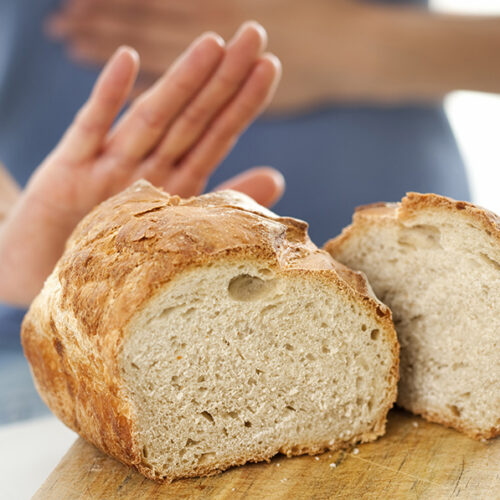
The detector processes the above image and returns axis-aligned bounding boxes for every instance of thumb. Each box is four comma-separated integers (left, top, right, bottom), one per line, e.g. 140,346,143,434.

214,167,285,208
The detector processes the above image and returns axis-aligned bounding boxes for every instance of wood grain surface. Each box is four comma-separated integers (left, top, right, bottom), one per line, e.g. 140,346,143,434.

34,410,500,500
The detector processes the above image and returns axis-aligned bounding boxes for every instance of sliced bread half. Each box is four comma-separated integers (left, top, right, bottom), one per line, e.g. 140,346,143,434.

325,192,500,439
22,180,398,482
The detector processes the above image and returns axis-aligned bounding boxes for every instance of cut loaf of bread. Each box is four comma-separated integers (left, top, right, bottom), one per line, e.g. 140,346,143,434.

325,192,500,440
22,180,398,482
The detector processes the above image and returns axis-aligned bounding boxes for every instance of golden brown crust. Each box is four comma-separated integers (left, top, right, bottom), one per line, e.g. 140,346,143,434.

325,192,500,440
136,426,384,483
325,192,500,256
22,180,399,482
400,192,500,236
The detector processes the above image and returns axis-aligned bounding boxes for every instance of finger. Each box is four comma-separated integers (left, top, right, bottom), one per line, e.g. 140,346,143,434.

171,54,281,190
105,33,225,163
68,36,182,76
50,0,195,24
214,167,285,208
48,9,192,75
54,46,139,164
153,21,268,166
48,9,194,50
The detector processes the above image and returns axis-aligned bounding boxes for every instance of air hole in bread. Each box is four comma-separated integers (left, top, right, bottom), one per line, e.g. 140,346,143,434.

131,361,139,370
228,411,239,419
370,329,380,341
322,344,330,354
198,452,215,464
398,225,441,250
356,377,362,390
244,421,252,428
185,438,199,447
306,353,315,361
142,445,148,458
286,405,296,412
200,411,215,424
261,304,278,314
227,274,277,301
479,252,500,271
258,268,273,277
183,307,195,317
285,343,294,351
361,324,367,332
449,405,461,417
159,306,179,318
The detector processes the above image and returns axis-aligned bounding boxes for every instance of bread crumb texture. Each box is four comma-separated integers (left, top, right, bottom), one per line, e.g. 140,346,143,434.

325,192,500,440
21,180,398,482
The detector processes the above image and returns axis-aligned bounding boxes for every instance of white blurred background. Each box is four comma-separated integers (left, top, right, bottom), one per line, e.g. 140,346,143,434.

432,0,500,213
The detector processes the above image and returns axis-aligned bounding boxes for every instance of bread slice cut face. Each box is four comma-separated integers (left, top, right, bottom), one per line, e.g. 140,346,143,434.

22,180,398,482
325,192,500,440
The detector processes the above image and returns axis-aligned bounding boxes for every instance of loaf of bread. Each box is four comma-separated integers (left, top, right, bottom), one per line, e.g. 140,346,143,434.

325,192,500,440
22,180,398,482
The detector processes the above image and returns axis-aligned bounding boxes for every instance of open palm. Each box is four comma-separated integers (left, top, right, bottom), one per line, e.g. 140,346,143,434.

30,22,281,225
0,22,283,305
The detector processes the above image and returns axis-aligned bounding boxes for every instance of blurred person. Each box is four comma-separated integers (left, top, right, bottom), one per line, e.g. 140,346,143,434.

7,0,500,245
44,0,500,242
0,23,283,422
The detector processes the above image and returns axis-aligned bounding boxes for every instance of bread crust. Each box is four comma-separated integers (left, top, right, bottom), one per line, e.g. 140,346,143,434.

22,180,399,482
325,192,500,440
326,192,500,255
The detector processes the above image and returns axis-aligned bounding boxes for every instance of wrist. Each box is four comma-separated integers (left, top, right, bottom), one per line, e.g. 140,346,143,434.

0,190,68,307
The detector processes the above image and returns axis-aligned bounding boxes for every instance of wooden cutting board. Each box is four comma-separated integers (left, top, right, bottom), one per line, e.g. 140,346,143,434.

34,410,499,499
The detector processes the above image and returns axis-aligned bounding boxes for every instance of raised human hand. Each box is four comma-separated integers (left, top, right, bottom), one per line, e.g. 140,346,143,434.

0,22,283,305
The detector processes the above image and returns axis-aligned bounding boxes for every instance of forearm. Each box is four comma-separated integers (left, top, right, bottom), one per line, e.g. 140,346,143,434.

0,188,74,307
0,163,20,222
367,6,500,101
292,2,500,107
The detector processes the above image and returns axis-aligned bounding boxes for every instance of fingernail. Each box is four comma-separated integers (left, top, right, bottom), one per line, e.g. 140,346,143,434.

269,168,285,191
263,53,282,75
204,31,225,47
195,31,225,50
116,45,140,65
236,20,267,46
